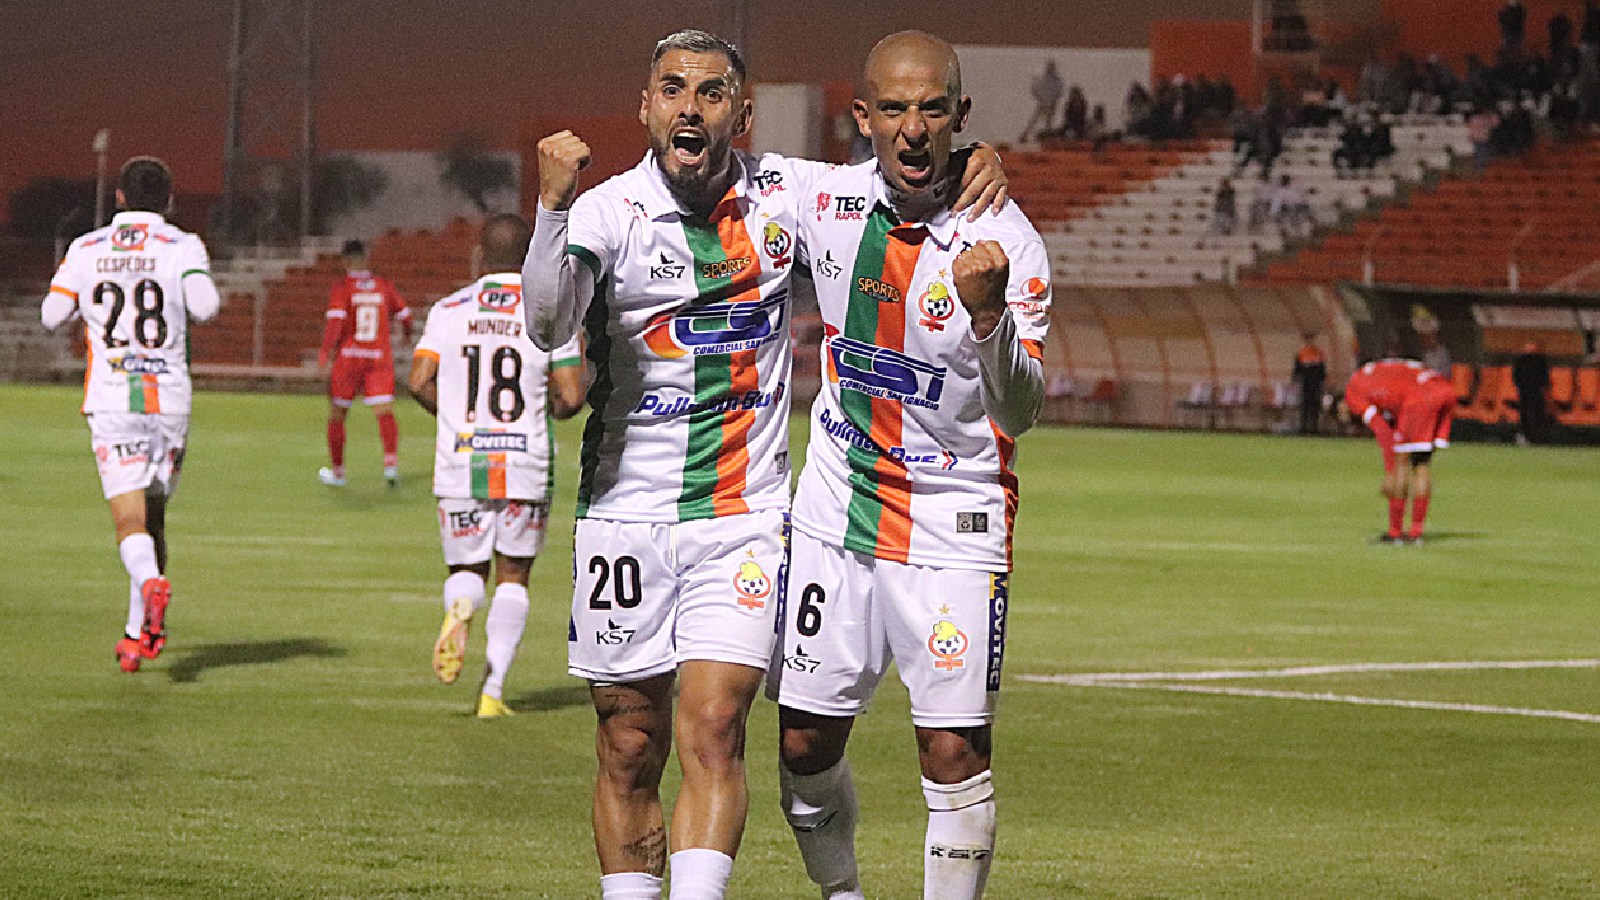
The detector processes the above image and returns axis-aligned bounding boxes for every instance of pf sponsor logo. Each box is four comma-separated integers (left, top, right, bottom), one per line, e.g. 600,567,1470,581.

826,334,947,409
783,643,821,674
476,282,521,313
917,280,956,332
111,224,148,252
642,291,786,359
732,553,772,610
595,618,637,645
762,222,792,267
928,608,969,671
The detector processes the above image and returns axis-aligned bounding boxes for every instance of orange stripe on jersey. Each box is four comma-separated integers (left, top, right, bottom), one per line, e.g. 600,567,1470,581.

51,285,79,301
710,207,763,516
413,348,440,362
141,374,161,414
1021,339,1044,362
81,330,93,412
989,421,1020,569
488,453,507,499
867,226,926,561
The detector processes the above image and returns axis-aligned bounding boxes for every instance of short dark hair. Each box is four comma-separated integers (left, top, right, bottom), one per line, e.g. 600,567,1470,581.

652,29,746,88
118,157,171,213
479,214,531,271
342,239,366,257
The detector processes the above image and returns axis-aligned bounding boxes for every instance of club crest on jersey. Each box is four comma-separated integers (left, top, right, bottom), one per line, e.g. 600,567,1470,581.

476,282,521,313
928,608,969,671
826,334,946,409
762,222,792,267
732,552,772,610
641,290,786,358
110,224,148,252
454,431,529,453
918,280,956,331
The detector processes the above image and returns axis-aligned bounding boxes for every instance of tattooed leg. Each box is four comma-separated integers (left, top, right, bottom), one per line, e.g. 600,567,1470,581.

591,673,676,876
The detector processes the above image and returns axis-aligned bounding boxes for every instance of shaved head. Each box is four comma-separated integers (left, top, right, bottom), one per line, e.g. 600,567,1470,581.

480,213,531,270
859,30,962,102
853,30,970,219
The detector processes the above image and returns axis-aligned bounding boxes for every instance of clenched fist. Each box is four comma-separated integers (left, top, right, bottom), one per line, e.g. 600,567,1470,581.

538,130,591,212
952,240,1009,339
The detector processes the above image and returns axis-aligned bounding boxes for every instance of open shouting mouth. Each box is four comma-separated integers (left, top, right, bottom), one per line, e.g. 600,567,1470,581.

898,147,933,187
671,129,708,168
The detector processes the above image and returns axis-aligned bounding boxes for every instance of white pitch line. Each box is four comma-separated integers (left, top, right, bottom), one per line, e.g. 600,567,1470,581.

1017,659,1600,725
1020,659,1600,685
1070,681,1600,725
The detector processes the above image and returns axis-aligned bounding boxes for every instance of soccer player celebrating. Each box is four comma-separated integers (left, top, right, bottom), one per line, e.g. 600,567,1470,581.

522,28,1008,900
769,32,1051,899
41,157,221,673
407,215,584,716
1343,358,1455,544
319,239,412,487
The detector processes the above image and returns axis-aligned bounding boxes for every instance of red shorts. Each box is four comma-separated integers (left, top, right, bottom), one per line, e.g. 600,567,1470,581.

329,355,395,407
1394,386,1454,453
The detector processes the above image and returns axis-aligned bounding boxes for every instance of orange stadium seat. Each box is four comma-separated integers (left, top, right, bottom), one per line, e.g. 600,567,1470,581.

1549,367,1575,411
1451,363,1476,406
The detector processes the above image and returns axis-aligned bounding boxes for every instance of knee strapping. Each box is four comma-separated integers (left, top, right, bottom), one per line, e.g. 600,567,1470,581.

922,769,994,812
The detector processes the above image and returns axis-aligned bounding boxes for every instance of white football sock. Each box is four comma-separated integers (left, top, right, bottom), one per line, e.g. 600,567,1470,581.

781,758,862,896
119,533,160,585
124,578,143,639
442,570,486,615
922,770,996,900
482,583,529,698
600,871,663,900
667,848,732,899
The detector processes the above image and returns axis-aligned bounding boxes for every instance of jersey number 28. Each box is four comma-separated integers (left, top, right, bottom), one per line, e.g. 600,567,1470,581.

93,279,166,349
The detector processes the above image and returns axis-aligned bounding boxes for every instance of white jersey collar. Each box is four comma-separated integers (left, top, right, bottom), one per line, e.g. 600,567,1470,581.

635,150,752,220
868,167,962,250
110,210,167,228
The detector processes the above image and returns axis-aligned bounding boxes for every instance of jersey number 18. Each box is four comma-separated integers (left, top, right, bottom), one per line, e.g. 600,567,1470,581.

460,344,525,424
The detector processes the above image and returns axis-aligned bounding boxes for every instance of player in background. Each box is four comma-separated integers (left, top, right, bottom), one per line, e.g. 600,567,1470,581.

769,32,1050,900
407,215,585,716
523,28,1009,900
40,157,221,673
319,239,412,487
1343,358,1455,544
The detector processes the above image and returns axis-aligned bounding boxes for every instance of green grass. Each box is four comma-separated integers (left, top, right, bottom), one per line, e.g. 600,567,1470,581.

1,383,1597,898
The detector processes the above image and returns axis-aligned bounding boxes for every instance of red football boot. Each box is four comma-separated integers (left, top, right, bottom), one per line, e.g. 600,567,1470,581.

116,636,144,673
140,576,172,658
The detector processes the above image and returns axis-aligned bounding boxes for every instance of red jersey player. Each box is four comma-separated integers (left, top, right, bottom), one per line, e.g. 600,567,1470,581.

319,239,412,487
1343,358,1456,544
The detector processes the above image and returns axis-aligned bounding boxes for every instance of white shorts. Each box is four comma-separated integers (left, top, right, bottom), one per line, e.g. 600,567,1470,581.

769,528,1010,728
567,508,785,683
437,498,548,566
86,412,188,500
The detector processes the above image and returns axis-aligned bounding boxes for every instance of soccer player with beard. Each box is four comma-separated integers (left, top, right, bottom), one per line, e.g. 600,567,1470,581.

522,29,1008,900
769,32,1051,899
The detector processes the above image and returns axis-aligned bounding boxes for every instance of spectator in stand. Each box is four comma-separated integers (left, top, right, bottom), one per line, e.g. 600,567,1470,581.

1230,105,1258,170
1333,112,1395,176
1124,82,1154,137
1087,104,1111,150
1293,333,1327,435
1467,103,1501,173
1501,0,1527,52
1551,9,1575,58
1550,80,1583,138
1248,170,1275,232
1271,173,1313,241
1584,0,1600,52
1063,86,1089,139
1491,96,1536,154
1021,61,1064,142
1512,340,1552,445
1209,177,1237,239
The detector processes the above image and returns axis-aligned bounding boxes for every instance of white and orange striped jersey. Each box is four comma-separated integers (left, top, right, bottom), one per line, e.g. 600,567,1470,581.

524,150,833,523
791,162,1051,571
415,273,582,501
46,212,217,415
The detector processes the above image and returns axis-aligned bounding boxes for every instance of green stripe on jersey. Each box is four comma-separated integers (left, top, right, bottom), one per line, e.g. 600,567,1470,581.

127,374,146,413
676,216,736,521
470,454,490,499
840,205,898,555
567,245,603,283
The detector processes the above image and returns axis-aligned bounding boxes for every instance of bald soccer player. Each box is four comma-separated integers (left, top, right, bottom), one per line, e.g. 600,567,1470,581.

769,32,1051,899
522,28,1010,900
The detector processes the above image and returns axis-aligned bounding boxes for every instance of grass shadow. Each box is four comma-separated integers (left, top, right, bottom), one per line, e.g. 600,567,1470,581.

506,683,593,713
1417,531,1490,543
166,638,346,684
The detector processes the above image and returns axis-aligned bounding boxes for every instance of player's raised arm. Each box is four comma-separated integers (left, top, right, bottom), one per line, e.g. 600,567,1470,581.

956,240,1046,438
523,130,597,352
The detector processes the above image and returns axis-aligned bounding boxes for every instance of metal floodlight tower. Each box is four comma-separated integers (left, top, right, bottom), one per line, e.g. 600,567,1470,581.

220,0,317,246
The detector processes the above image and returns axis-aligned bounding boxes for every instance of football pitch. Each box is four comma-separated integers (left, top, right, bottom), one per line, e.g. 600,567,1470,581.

2,383,1597,898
